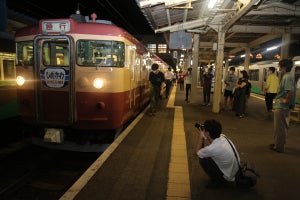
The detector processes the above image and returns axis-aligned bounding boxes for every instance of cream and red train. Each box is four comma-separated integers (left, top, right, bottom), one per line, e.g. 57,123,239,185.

15,12,168,151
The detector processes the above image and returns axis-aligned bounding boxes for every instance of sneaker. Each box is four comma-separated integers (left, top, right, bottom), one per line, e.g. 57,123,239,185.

206,103,211,106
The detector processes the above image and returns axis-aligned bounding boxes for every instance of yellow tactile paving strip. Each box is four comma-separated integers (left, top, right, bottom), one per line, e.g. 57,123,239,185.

166,85,191,199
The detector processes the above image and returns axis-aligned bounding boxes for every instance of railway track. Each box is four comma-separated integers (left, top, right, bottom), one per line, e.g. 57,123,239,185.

0,145,100,199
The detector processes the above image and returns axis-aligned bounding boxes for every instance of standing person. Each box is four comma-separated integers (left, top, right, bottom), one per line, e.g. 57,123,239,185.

264,67,279,114
178,70,185,91
269,59,296,153
223,67,238,110
232,70,249,118
194,119,240,189
164,67,174,99
202,67,214,106
184,68,192,102
149,63,165,116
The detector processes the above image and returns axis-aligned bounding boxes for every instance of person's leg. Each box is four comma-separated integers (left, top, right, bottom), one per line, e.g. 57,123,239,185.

265,93,272,111
207,87,211,104
273,109,289,152
203,88,207,104
199,157,227,185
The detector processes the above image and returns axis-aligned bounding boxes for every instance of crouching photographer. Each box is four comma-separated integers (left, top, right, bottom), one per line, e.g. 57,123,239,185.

194,119,240,189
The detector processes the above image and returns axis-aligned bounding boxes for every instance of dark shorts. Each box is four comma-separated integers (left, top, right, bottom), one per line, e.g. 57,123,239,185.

224,89,233,98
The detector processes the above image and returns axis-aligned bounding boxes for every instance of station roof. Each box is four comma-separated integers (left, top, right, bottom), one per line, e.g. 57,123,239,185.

5,0,300,64
137,0,300,63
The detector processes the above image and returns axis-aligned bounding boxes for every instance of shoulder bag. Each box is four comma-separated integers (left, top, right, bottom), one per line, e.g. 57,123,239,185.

224,135,260,189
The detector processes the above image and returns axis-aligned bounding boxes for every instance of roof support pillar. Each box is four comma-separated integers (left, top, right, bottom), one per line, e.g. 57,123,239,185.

190,33,199,104
281,33,291,59
244,47,251,72
212,27,225,113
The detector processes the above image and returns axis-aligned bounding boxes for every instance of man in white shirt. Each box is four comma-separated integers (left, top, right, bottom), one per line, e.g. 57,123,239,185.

164,67,174,98
195,119,240,189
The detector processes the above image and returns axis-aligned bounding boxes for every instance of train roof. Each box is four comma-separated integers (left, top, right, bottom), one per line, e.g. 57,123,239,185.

14,14,148,54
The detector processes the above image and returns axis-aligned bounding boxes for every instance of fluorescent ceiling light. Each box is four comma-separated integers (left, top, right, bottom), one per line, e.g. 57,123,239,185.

208,0,217,8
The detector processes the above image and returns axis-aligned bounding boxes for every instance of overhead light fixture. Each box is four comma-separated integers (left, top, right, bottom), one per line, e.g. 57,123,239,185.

266,46,278,51
208,0,217,8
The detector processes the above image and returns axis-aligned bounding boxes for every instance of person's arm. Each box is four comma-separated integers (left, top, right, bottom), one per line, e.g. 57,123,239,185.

280,90,294,104
195,129,207,155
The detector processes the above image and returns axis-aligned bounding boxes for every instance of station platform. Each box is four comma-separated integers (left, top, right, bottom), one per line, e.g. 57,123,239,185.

60,84,300,200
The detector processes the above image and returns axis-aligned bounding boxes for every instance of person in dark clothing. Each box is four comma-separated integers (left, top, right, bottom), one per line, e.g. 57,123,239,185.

184,68,192,102
149,63,165,115
232,70,249,118
202,67,214,106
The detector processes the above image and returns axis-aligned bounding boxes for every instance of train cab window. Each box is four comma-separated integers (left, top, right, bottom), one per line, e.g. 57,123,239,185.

42,41,69,67
16,41,33,66
77,40,125,67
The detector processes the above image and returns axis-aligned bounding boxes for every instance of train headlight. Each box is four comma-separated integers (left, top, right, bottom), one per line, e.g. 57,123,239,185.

93,78,104,89
16,76,25,86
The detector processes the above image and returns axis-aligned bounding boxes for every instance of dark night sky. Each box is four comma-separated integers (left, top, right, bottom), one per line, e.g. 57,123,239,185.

6,0,154,35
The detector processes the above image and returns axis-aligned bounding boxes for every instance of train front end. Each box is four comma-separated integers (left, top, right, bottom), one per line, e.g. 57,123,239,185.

15,16,148,151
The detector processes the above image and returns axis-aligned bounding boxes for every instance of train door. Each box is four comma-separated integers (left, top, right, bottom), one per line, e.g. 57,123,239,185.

126,45,135,109
33,35,74,124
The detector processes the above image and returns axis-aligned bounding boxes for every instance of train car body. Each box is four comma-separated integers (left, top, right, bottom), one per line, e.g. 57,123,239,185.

233,57,300,97
15,13,168,151
0,52,18,120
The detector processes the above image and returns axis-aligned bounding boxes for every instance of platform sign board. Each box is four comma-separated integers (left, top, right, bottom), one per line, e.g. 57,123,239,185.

169,30,193,50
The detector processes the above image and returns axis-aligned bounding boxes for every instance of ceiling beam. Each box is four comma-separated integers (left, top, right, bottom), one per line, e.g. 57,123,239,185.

228,25,300,34
222,0,261,31
229,34,281,54
155,18,208,33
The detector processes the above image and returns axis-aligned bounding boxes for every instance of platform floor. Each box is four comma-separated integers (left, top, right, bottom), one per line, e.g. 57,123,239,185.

60,85,300,200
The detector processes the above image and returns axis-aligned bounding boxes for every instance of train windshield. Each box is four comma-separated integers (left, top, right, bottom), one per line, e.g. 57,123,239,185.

16,41,33,66
77,40,125,67
42,40,69,67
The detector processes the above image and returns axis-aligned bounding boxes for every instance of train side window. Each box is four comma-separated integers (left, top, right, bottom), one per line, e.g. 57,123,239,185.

16,41,33,66
249,69,259,81
77,40,125,67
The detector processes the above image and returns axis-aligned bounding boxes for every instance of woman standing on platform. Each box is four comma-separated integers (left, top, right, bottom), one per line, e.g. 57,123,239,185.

184,67,192,102
232,70,249,118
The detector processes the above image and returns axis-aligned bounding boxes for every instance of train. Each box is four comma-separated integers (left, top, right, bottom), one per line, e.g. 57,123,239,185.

14,11,169,151
0,52,18,120
232,57,300,97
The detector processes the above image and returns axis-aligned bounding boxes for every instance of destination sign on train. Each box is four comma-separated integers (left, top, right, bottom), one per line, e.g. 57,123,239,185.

42,21,70,33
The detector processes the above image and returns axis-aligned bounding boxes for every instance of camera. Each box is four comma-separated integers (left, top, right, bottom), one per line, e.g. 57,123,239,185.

195,122,205,131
